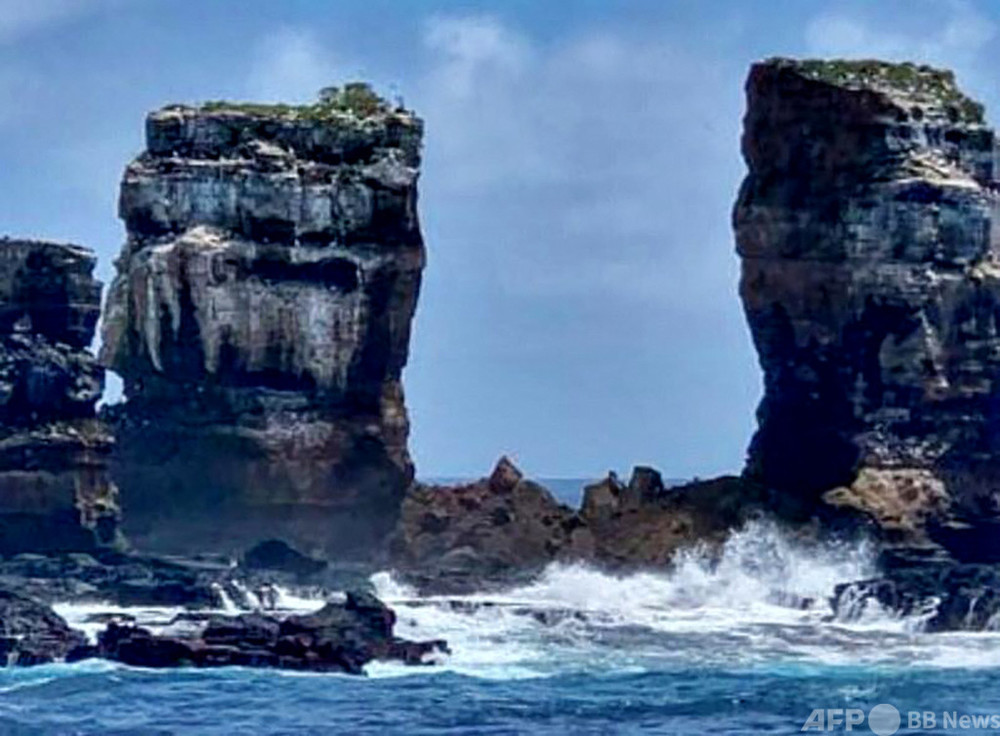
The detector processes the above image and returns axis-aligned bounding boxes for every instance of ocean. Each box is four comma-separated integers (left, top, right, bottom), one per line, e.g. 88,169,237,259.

2,483,999,735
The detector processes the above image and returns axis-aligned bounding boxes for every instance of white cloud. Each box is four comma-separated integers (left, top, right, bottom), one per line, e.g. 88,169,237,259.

245,28,338,103
804,0,994,70
0,0,76,43
0,68,35,125
235,15,743,307
423,14,529,97
0,0,124,44
415,14,741,306
0,0,134,128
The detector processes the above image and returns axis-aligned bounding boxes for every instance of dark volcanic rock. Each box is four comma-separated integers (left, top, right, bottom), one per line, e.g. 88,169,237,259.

0,589,87,665
579,471,757,567
240,539,327,579
95,590,447,674
390,457,759,593
0,239,118,554
100,90,425,558
389,457,589,593
734,59,1000,549
832,558,1000,632
0,549,228,608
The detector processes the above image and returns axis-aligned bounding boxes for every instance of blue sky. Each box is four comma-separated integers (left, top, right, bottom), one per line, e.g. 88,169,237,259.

0,0,998,478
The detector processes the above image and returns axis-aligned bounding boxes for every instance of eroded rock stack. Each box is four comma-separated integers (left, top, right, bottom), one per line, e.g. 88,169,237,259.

0,239,117,553
101,89,425,557
734,59,1000,548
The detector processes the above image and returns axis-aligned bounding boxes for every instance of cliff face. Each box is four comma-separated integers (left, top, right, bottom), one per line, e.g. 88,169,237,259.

0,239,117,553
101,92,425,557
734,59,1000,542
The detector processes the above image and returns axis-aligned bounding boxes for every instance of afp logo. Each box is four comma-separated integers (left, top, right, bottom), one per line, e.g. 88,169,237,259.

802,704,900,735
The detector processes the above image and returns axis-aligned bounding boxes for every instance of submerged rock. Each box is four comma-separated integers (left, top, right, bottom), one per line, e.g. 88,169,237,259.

0,239,118,554
93,590,446,674
100,89,425,558
734,58,1000,550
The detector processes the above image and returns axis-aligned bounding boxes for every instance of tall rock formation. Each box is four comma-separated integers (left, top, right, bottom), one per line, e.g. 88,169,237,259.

734,59,1000,544
0,239,117,553
100,86,425,557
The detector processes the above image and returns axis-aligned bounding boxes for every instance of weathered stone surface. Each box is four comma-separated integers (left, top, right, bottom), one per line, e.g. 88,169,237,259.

832,549,1000,632
101,93,425,558
389,457,587,593
0,588,87,665
0,549,234,608
92,590,447,674
0,239,117,554
390,458,758,593
580,471,754,568
734,59,1000,550
240,539,327,579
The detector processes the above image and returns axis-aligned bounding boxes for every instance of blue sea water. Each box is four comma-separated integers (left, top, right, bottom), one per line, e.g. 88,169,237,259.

3,489,1000,735
5,660,1000,735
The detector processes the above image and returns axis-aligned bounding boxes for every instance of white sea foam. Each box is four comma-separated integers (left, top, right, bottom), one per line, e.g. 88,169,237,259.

363,520,1000,677
53,601,192,643
48,520,1000,679
212,583,239,613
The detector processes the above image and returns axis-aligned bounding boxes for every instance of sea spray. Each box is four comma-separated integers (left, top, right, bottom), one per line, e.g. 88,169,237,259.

20,520,1000,736
49,521,1000,681
366,520,931,677
377,519,876,616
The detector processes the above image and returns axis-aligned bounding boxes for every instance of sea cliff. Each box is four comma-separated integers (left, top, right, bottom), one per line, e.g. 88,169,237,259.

0,239,117,553
735,59,1000,552
100,87,425,557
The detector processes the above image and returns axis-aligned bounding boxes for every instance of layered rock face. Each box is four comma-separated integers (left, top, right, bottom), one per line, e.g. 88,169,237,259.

735,59,1000,545
0,239,117,553
101,94,425,557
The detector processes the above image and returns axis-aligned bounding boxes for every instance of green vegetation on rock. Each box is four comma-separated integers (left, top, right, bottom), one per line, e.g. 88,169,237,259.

769,58,984,123
199,82,405,121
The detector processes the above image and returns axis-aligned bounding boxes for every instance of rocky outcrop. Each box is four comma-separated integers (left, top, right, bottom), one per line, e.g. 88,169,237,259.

734,59,1000,548
87,591,446,674
0,586,446,673
390,457,756,593
390,457,587,593
0,549,241,608
830,546,1000,632
0,239,117,554
0,588,88,665
240,539,327,580
100,88,425,557
579,471,755,567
